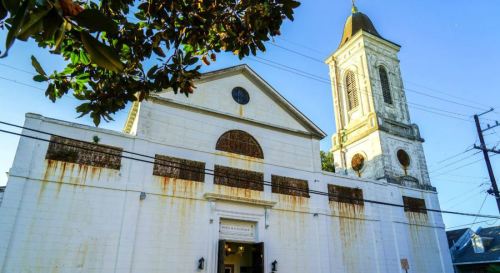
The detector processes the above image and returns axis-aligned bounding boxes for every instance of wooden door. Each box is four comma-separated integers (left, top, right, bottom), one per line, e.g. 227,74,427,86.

253,242,264,273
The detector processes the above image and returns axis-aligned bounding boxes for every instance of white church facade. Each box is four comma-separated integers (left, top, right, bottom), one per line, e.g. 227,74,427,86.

0,7,453,273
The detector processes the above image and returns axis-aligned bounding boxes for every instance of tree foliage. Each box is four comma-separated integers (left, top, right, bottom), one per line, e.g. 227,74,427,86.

320,150,335,173
0,0,300,125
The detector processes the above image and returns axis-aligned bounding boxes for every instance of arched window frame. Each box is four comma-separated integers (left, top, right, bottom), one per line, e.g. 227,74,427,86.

215,130,264,159
345,70,359,111
378,66,393,105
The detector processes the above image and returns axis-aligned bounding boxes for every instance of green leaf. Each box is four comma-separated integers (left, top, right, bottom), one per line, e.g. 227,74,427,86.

53,22,66,52
42,9,63,40
152,46,166,57
33,74,48,82
17,7,51,41
1,0,29,58
73,9,119,34
31,55,46,76
79,50,90,65
76,72,89,80
45,83,56,102
80,31,124,72
70,52,79,64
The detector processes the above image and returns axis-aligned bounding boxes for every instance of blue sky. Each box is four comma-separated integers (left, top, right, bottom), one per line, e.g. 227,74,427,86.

0,0,499,230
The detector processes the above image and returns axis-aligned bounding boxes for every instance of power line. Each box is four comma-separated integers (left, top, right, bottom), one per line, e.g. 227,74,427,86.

0,76,44,91
429,151,481,173
446,219,497,230
431,154,498,178
443,188,488,211
441,184,487,205
0,121,500,220
435,146,475,165
247,57,476,123
0,63,36,75
269,42,493,113
470,193,489,229
274,37,330,56
0,53,483,124
0,60,477,124
273,38,498,114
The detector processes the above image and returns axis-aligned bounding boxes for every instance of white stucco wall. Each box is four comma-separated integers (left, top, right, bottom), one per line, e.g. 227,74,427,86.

0,111,453,273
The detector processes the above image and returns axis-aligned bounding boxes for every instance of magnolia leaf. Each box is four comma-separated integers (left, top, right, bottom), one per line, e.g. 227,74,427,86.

17,8,51,41
31,55,46,76
74,9,119,34
80,31,124,72
45,83,56,102
152,46,166,57
1,0,29,58
42,9,63,40
33,74,48,82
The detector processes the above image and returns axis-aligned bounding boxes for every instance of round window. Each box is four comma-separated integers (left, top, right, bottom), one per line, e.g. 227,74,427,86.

351,153,365,176
232,87,250,105
397,149,411,169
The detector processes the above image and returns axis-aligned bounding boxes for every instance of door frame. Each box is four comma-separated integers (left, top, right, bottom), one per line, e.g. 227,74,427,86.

208,204,267,273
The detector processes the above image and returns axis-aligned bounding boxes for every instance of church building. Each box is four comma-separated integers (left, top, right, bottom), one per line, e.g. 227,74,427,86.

0,5,453,273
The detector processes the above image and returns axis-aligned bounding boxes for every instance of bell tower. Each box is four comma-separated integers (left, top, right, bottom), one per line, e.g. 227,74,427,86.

326,4,433,189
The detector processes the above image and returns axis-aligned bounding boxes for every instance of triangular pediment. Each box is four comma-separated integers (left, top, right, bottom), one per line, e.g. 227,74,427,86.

148,65,325,139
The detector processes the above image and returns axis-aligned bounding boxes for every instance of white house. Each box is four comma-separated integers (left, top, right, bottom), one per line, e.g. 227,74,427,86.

0,6,453,273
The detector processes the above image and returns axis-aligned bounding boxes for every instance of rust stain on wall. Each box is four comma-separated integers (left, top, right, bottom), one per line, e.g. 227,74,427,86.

277,194,310,211
41,160,110,198
154,176,202,199
406,211,436,273
330,201,366,273
214,184,263,200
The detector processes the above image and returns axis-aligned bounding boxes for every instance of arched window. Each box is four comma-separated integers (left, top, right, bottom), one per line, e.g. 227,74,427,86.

216,130,264,159
379,67,392,104
345,71,359,111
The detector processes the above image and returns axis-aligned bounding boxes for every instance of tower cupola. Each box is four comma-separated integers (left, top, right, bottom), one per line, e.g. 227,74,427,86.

339,6,385,48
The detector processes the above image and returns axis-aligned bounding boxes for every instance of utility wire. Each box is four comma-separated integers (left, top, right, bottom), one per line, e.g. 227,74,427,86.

275,37,499,112
249,55,476,121
429,151,482,173
269,42,494,113
247,57,475,123
1,121,500,220
0,61,477,124
470,193,489,229
0,76,44,91
431,154,498,178
0,63,36,75
446,219,497,230
435,146,475,165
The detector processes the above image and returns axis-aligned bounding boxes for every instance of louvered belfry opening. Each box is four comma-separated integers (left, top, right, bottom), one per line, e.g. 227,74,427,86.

345,71,359,110
379,67,392,104
216,130,264,159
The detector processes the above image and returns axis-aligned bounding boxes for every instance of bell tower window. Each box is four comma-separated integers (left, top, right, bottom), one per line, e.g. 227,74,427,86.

379,67,392,104
345,71,359,111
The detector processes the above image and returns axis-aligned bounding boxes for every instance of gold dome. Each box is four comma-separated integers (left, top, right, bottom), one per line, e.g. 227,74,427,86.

339,9,384,48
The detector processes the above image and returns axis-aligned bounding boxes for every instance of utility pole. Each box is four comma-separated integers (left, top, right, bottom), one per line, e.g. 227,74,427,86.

473,108,500,213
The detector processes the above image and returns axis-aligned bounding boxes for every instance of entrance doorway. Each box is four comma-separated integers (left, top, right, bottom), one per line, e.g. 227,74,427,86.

218,240,264,273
